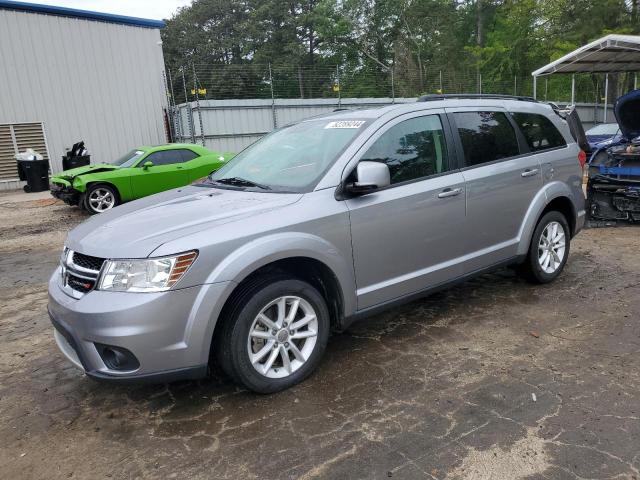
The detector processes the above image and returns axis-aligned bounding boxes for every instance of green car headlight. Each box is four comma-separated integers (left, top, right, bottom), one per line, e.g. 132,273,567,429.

98,251,197,292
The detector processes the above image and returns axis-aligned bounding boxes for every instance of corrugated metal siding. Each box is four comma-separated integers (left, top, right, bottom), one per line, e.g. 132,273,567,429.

0,122,48,180
176,98,610,153
0,124,18,179
0,9,167,174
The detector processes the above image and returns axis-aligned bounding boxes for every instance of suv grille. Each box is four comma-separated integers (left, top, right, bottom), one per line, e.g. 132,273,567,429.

62,250,105,294
72,252,105,271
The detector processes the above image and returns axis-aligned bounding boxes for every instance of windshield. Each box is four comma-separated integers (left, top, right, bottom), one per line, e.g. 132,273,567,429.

586,123,619,136
208,119,368,192
112,149,145,168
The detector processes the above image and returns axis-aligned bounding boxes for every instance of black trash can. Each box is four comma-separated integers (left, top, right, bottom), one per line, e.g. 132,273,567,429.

17,159,50,193
62,154,90,170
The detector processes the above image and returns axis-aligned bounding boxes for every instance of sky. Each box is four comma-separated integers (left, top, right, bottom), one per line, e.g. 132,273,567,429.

24,0,191,20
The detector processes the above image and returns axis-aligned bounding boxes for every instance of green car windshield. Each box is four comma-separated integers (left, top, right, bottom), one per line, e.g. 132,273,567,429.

112,149,146,168
208,119,368,193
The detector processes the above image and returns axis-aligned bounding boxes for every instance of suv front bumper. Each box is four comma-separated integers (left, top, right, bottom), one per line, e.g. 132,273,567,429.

48,267,233,383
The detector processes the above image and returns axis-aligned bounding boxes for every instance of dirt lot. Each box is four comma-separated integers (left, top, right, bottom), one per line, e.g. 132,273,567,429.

1,191,639,480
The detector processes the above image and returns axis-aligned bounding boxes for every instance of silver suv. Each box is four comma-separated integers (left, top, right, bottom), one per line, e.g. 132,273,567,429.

49,96,586,393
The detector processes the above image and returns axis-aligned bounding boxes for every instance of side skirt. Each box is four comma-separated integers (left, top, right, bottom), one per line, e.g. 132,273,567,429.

339,255,525,331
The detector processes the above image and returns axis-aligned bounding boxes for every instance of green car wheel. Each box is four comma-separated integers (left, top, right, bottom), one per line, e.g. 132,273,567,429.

84,183,119,214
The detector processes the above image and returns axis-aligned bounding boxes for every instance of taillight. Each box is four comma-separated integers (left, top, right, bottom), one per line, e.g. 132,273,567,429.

578,150,587,168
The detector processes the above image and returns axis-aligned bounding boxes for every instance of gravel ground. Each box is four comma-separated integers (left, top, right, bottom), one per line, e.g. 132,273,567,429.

1,191,639,480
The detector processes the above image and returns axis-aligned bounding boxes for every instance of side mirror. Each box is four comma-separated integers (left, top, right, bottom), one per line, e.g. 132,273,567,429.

345,161,390,195
142,161,154,170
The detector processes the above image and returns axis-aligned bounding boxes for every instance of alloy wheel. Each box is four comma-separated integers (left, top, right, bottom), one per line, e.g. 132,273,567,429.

247,296,318,379
88,188,115,212
537,221,566,274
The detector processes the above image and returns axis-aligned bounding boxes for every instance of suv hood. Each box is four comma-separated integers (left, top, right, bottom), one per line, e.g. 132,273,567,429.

614,89,640,141
66,186,303,258
53,163,119,180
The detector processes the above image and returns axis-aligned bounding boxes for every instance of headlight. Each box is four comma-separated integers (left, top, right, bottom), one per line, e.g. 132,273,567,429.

98,251,197,292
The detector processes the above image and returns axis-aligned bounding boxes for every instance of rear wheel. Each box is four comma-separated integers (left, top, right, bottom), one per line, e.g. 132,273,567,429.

84,184,119,214
215,276,330,393
519,211,570,284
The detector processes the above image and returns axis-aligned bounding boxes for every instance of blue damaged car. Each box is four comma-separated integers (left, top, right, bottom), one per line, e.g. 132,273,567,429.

587,89,640,222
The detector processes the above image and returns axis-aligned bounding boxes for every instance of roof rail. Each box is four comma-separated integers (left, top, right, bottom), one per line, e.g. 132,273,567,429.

417,94,538,103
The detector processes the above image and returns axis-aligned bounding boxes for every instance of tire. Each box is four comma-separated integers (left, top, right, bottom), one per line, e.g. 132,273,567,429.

518,211,571,284
215,275,330,393
83,183,119,214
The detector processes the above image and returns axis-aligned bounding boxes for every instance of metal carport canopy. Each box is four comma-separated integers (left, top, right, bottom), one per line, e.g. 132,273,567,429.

531,34,640,116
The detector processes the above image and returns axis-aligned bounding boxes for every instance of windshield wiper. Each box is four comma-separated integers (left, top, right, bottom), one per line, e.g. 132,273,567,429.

212,177,272,190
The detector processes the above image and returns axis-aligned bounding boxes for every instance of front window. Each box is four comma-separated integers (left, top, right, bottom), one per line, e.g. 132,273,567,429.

112,150,145,168
208,119,368,192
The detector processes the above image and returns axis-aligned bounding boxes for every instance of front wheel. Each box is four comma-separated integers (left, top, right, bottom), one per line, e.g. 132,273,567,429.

84,184,119,214
518,211,571,284
215,276,330,393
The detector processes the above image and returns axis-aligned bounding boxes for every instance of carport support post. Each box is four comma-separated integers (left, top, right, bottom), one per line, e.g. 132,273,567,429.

571,74,576,105
635,73,637,90
604,73,609,124
533,76,537,99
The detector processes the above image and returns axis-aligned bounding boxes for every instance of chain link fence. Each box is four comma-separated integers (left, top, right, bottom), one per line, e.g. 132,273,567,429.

163,63,639,150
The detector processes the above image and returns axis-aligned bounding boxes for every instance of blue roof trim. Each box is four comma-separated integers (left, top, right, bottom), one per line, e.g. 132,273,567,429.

0,0,165,28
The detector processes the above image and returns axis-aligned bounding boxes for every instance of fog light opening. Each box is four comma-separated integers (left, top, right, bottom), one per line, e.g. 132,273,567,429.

95,344,140,371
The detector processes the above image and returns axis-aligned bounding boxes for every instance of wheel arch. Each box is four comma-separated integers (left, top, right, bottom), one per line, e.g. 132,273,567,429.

84,180,122,204
206,255,348,368
517,183,579,257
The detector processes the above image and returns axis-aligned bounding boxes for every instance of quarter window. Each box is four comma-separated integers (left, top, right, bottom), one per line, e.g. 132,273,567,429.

179,149,199,162
360,115,449,184
453,111,520,167
511,112,567,152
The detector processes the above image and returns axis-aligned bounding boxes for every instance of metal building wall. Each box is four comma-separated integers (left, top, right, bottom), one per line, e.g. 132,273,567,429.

0,8,167,174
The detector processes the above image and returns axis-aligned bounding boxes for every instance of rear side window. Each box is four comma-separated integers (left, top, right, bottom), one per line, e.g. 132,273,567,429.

179,149,199,162
453,111,519,167
360,115,449,184
511,112,567,152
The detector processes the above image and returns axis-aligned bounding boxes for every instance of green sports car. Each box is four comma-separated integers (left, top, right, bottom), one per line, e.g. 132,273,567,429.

50,144,234,214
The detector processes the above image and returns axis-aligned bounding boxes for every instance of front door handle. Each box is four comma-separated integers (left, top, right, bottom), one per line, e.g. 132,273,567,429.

521,168,539,177
437,187,463,199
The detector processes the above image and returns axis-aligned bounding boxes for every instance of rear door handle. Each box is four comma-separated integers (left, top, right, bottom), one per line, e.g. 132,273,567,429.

521,168,539,177
437,187,463,199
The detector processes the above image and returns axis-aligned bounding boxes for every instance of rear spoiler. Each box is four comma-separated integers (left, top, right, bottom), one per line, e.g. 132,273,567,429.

548,103,590,153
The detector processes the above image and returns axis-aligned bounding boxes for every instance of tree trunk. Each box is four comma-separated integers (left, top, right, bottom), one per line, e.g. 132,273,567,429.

476,0,484,47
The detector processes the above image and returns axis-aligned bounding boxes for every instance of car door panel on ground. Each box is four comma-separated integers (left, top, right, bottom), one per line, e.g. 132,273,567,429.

345,112,467,310
446,108,545,273
129,149,192,198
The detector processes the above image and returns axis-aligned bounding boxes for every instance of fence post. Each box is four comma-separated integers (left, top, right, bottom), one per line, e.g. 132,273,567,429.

166,67,181,142
635,73,638,90
269,63,277,129
182,68,195,144
391,68,395,103
514,75,517,96
439,70,443,93
478,73,482,94
161,69,173,142
336,64,341,108
192,63,205,147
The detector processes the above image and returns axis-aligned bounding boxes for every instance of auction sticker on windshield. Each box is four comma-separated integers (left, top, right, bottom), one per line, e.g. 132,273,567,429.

324,120,366,129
